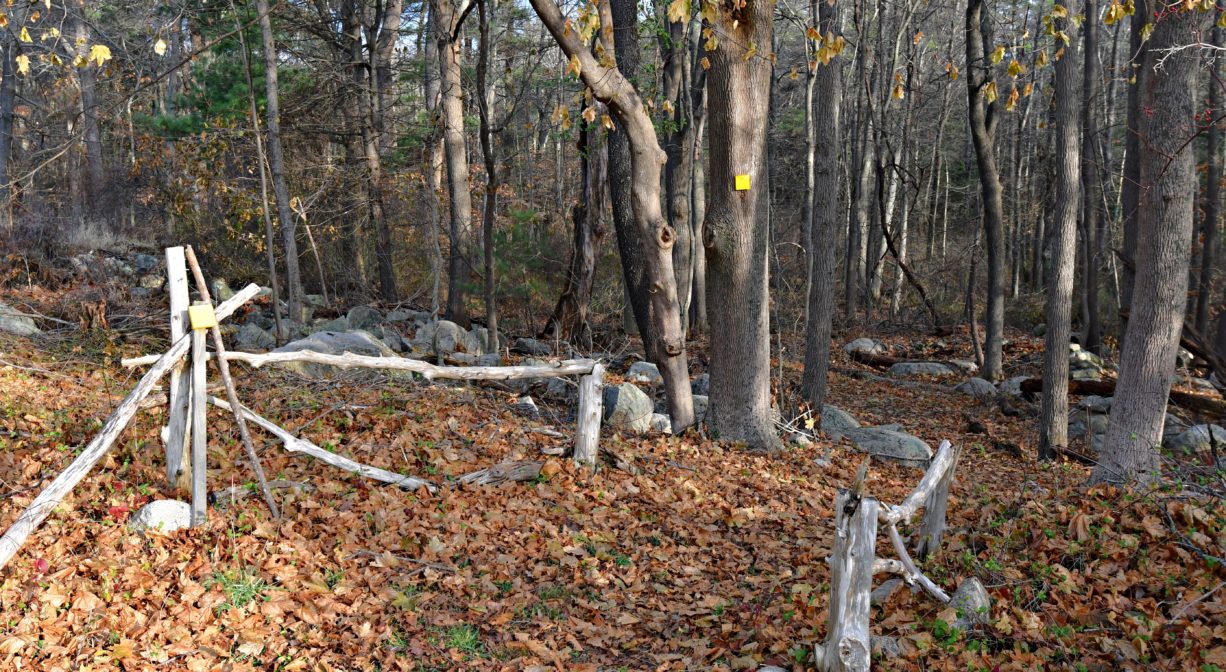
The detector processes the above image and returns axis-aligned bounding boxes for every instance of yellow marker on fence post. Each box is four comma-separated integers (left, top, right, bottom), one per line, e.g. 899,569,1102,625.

188,303,218,330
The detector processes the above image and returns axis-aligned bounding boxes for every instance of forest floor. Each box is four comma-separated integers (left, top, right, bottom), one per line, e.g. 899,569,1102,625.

0,286,1223,671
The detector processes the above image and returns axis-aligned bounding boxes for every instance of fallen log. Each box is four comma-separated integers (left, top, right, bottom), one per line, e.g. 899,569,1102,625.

1019,377,1226,418
848,350,900,369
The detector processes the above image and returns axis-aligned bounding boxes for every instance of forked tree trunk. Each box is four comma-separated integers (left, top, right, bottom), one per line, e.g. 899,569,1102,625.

704,0,778,450
1040,4,1081,461
802,0,842,415
529,0,694,431
965,0,1006,381
1095,6,1210,484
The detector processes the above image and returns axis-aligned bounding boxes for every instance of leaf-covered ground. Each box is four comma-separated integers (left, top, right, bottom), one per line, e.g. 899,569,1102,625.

0,291,1223,671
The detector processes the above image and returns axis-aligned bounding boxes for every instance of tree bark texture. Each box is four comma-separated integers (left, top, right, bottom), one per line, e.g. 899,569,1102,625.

434,0,475,327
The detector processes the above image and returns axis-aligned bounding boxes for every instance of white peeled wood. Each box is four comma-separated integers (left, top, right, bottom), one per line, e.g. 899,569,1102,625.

887,522,950,604
0,287,258,573
574,362,604,467
819,491,877,672
164,246,192,484
915,443,961,560
190,328,208,527
881,439,956,525
208,396,438,493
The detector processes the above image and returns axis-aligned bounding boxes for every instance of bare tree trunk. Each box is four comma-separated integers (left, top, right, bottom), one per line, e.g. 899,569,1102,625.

1080,0,1103,353
965,0,1006,380
365,0,403,301
71,0,106,226
0,38,16,207
1095,6,1209,484
1196,26,1222,335
1118,0,1149,339
529,0,694,431
257,0,305,323
802,0,842,415
1040,4,1081,461
690,106,708,334
477,0,499,351
433,0,475,327
704,0,777,450
424,3,444,314
661,14,696,330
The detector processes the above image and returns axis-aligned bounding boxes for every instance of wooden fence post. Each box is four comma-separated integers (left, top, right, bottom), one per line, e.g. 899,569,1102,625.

190,325,208,527
574,363,604,468
818,491,878,672
164,246,191,486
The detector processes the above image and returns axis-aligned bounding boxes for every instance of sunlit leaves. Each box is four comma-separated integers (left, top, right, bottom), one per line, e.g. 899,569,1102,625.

566,53,581,79
984,80,998,103
1139,22,1153,42
1007,58,1025,78
87,44,111,68
814,31,846,65
1050,4,1069,17
154,38,167,56
946,62,959,80
19,26,30,43
991,45,1005,64
552,104,570,130
891,72,906,100
667,0,689,24
1005,85,1019,111
1036,50,1049,67
1104,0,1134,25
15,54,28,76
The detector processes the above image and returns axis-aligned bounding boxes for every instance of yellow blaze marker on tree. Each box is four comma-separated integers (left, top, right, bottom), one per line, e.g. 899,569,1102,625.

735,174,751,191
188,303,218,330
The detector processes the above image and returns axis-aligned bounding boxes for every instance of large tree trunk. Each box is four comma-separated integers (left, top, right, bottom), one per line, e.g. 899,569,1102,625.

661,14,696,331
0,37,16,207
1094,6,1210,484
477,0,499,351
801,0,842,415
366,0,403,301
1196,26,1222,335
965,0,1006,381
424,2,444,314
529,0,694,431
1040,4,1081,461
1119,0,1150,339
72,0,106,226
704,0,778,450
434,0,474,327
1080,0,1103,353
257,0,305,323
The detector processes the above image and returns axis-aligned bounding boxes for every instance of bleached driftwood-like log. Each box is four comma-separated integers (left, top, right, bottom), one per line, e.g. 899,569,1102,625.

871,558,906,575
210,480,313,507
190,328,208,527
163,246,192,486
208,397,437,493
915,442,961,561
880,439,956,525
816,490,878,672
457,460,544,485
124,350,596,383
574,362,604,467
0,285,259,573
887,522,950,604
184,246,279,519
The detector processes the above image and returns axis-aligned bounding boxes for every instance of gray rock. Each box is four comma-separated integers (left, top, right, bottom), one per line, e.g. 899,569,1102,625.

871,635,903,659
313,316,350,333
448,352,478,366
102,257,134,277
545,377,576,401
233,322,275,352
821,405,860,440
1080,395,1113,413
1176,347,1195,368
998,375,1032,398
1069,413,1110,439
1032,323,1047,337
955,377,997,398
602,382,653,433
842,428,933,468
692,394,709,421
129,500,191,533
649,413,672,433
130,287,157,300
513,337,553,356
132,253,160,275
304,294,329,308
1070,368,1103,381
1164,424,1226,455
889,362,953,377
0,302,39,337
346,305,384,331
950,578,991,629
137,274,163,290
948,360,980,374
371,325,407,353
1164,413,1190,439
691,374,710,396
462,327,497,355
512,395,540,418
844,337,886,356
477,353,502,367
626,361,663,385
210,278,235,302
273,330,402,379
413,320,467,355
256,286,273,298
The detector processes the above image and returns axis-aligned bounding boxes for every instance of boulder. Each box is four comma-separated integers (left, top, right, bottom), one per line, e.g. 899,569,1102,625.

955,377,997,398
370,325,407,353
1068,344,1104,381
304,294,329,308
132,253,160,275
602,383,653,433
129,500,191,534
692,394,709,422
462,327,498,355
233,322,275,352
820,405,860,440
1032,323,1047,337
545,376,576,401
626,361,663,385
512,395,539,419
889,362,953,378
0,302,39,337
513,337,553,356
998,375,1032,398
1164,424,1226,455
477,354,502,367
137,274,163,290
413,320,467,355
842,428,933,468
691,373,710,396
1080,395,1112,413
649,413,672,433
1069,413,1110,439
272,330,402,379
346,305,384,331
950,577,991,629
312,316,349,333
387,308,430,325
210,278,235,302
843,337,886,356
948,360,979,373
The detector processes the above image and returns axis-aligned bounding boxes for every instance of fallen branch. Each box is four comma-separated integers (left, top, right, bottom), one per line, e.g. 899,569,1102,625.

1020,377,1226,418
0,285,259,574
457,460,543,485
208,396,438,493
881,440,957,526
210,480,314,506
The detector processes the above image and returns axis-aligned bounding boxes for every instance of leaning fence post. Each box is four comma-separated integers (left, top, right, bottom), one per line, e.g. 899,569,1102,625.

164,246,192,486
574,362,604,468
818,490,878,672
